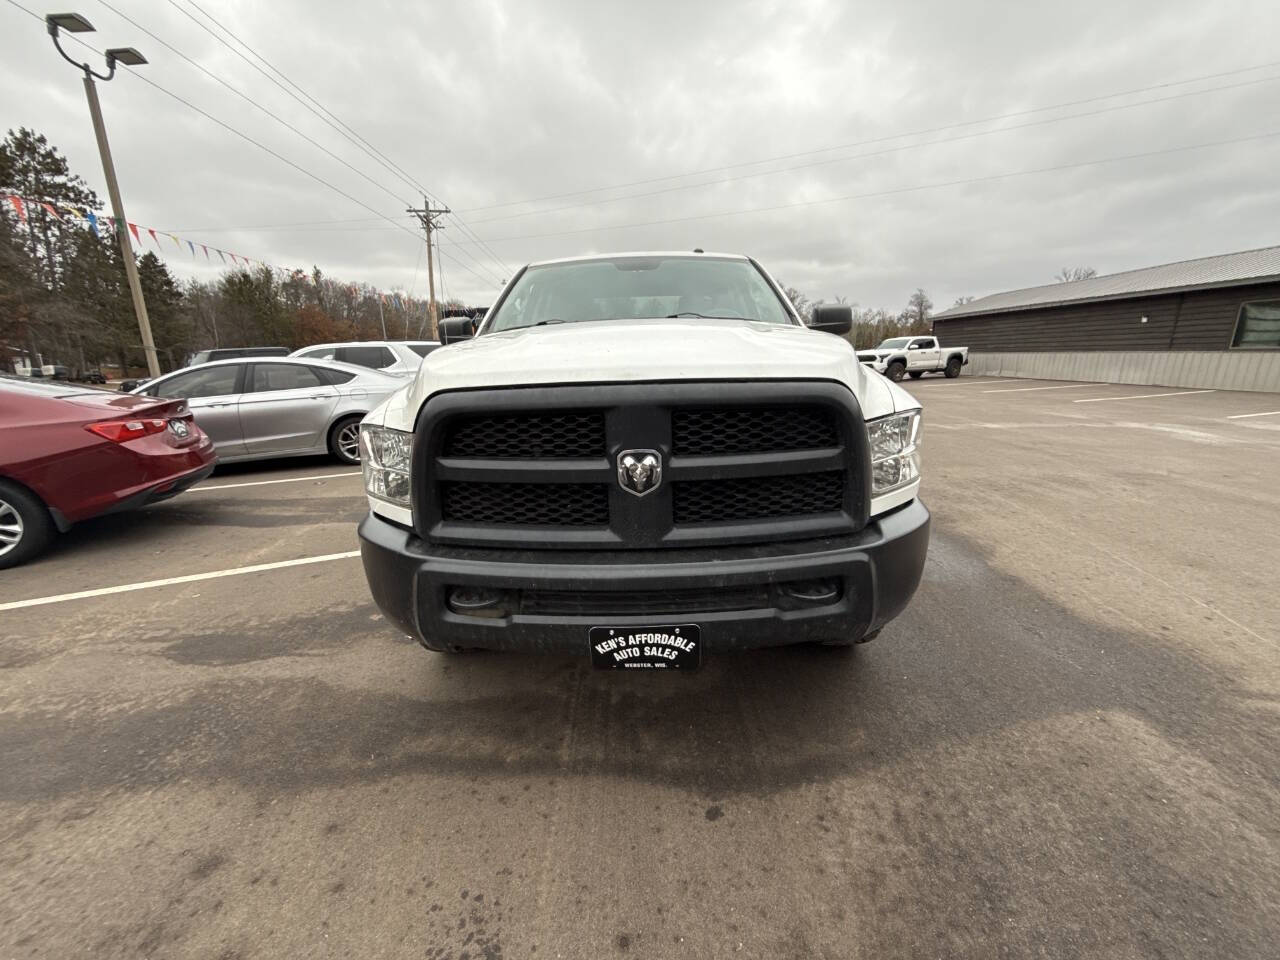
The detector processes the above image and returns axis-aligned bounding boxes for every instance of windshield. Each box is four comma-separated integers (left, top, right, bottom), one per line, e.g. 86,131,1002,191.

486,256,794,333
877,337,911,349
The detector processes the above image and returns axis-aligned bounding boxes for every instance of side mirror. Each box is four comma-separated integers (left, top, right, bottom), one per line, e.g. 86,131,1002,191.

439,316,476,345
808,304,852,335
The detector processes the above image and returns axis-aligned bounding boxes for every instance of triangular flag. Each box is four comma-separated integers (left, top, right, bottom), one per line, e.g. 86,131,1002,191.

86,211,99,236
169,233,181,250
8,196,26,221
39,202,61,219
216,249,226,263
127,222,140,243
187,240,195,256
60,204,83,219
147,227,159,247
201,244,210,260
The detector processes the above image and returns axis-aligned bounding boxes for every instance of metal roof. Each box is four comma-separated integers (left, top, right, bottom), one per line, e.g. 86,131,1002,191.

934,243,1280,320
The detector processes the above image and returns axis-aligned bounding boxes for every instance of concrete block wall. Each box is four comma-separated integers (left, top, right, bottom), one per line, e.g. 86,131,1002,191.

966,351,1280,393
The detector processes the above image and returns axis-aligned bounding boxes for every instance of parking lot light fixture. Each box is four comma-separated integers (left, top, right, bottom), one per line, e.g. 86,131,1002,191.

44,11,160,379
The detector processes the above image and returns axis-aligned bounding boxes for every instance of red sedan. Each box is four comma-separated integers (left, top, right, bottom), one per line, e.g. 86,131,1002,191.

0,375,217,568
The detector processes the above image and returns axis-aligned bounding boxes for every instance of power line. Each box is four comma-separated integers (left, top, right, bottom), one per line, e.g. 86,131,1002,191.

96,0,411,209
6,0,420,245
168,0,513,281
459,58,1280,215
461,73,1280,226
442,129,1280,247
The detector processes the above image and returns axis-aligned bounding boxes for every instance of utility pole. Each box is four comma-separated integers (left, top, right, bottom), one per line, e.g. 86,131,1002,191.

407,198,449,339
45,14,161,379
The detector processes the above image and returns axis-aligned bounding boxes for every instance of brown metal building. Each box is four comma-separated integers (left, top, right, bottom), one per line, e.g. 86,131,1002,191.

932,244,1280,392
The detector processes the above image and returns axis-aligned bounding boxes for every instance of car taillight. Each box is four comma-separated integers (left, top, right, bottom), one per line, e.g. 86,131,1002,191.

86,418,169,443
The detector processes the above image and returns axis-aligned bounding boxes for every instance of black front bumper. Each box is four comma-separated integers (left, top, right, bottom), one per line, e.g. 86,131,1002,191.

359,498,929,655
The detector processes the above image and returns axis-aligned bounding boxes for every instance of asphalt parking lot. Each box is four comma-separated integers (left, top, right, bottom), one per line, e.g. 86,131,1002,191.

3,376,1279,959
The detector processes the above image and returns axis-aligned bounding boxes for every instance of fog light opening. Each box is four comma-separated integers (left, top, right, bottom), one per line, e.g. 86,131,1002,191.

447,586,511,619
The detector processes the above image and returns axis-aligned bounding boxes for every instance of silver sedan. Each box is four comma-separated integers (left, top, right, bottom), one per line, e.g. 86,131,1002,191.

131,358,406,464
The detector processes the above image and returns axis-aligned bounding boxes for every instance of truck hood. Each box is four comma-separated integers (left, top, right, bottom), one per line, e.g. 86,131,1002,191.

372,318,917,429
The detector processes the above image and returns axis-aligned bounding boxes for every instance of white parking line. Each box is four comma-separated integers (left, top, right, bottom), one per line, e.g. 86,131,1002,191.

1073,389,1216,404
982,383,1099,394
195,471,361,492
0,551,362,612
1227,409,1280,420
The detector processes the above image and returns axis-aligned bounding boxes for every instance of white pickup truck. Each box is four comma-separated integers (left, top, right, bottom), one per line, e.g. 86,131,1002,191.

356,251,930,669
857,336,968,382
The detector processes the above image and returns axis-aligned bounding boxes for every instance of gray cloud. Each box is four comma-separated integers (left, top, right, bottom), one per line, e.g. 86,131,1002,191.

3,0,1278,311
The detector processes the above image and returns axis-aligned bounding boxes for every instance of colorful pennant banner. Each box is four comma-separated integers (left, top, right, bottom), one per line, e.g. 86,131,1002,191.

4,193,422,311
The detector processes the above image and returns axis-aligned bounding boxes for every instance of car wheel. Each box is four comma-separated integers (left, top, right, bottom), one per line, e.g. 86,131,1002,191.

908,371,924,379
886,361,906,382
945,356,962,378
0,480,56,570
328,415,364,464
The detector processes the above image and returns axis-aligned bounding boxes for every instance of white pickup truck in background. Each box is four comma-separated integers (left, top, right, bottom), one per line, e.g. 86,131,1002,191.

857,336,969,381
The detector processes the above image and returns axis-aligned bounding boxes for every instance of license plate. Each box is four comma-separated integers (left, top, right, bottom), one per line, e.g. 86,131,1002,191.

589,624,701,670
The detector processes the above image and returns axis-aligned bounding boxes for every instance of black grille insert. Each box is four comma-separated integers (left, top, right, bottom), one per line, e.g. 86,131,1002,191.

442,482,609,526
443,412,605,459
672,406,838,456
673,471,845,524
520,584,772,617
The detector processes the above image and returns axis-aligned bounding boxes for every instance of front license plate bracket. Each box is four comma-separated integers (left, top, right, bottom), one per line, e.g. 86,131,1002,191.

589,624,701,670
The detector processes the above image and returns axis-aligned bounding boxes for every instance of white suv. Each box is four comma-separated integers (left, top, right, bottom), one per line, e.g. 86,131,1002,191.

290,341,442,377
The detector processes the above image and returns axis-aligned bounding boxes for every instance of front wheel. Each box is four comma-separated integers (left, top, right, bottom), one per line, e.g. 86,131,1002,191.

886,361,906,382
0,480,56,570
944,356,962,378
328,415,364,464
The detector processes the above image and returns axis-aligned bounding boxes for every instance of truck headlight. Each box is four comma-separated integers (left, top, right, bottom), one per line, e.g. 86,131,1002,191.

360,425,412,506
868,410,921,494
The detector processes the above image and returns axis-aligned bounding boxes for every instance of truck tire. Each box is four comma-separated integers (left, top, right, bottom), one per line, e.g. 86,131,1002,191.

328,415,364,464
0,479,56,570
908,371,924,379
944,356,962,378
886,361,906,382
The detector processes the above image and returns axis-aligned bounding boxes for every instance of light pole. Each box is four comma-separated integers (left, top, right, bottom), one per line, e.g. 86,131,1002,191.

46,12,161,379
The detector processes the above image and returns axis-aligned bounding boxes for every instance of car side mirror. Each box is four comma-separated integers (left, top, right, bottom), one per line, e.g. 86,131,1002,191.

440,316,476,345
808,304,852,335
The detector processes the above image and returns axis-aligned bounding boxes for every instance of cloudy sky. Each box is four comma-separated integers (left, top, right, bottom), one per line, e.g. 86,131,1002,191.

3,0,1279,312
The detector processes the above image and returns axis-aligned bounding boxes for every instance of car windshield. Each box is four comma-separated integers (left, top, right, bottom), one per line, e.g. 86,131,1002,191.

877,337,912,349
486,256,794,332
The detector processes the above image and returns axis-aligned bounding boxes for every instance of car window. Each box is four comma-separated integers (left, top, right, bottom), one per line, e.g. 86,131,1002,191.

337,345,396,369
314,367,356,385
298,347,336,360
250,363,327,392
910,339,933,348
407,343,441,358
152,365,241,400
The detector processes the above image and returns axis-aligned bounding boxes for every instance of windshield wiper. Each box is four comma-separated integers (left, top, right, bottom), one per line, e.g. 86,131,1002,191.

533,318,565,326
665,312,754,321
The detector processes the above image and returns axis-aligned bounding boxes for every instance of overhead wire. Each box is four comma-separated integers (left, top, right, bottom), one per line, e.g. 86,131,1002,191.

441,129,1280,247
461,73,1280,226
459,58,1280,214
170,0,512,283
95,0,411,209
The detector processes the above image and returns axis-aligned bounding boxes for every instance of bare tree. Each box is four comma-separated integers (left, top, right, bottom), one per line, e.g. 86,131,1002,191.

952,295,974,306
906,288,933,324
1055,266,1097,283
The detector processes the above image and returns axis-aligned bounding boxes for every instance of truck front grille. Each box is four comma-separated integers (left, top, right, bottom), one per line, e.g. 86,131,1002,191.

442,481,609,526
672,406,837,455
520,584,771,616
418,383,867,549
444,412,605,458
672,471,845,524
